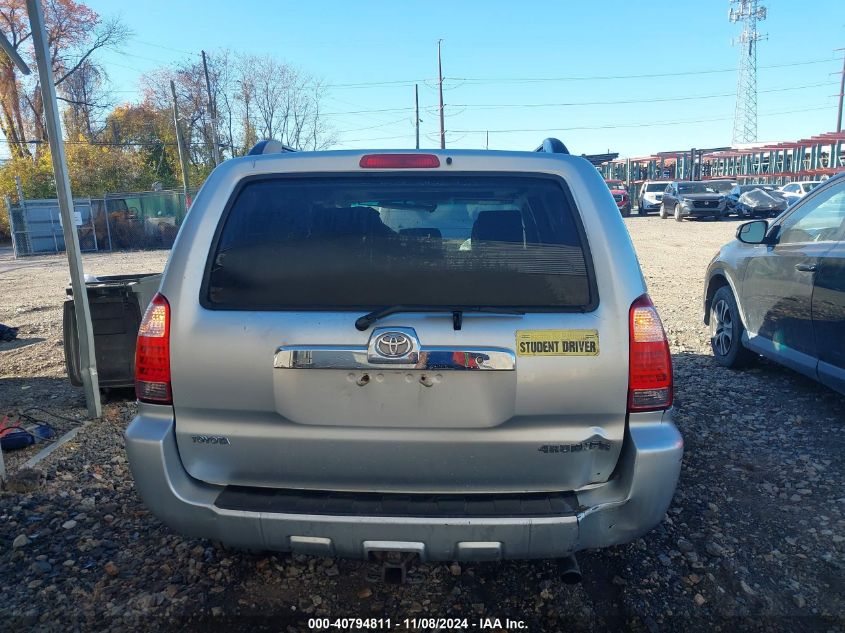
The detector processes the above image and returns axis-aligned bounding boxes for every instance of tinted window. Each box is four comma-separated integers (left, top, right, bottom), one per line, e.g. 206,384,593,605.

645,183,667,192
206,175,593,310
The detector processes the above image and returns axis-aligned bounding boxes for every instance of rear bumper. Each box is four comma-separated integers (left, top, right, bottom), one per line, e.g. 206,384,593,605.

125,404,683,561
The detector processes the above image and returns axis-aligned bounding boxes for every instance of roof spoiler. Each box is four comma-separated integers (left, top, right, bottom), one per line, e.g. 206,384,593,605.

534,138,570,154
248,139,298,155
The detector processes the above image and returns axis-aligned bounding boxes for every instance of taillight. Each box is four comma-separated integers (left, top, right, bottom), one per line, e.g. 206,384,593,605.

628,294,673,412
135,293,171,404
359,154,440,168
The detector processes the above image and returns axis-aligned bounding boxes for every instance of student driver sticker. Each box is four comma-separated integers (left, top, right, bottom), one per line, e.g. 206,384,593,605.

516,329,600,356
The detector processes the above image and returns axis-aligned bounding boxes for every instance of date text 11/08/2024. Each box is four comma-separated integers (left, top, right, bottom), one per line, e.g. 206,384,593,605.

308,617,528,630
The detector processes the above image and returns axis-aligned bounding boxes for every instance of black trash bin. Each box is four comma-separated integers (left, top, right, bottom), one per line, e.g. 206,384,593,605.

63,273,162,389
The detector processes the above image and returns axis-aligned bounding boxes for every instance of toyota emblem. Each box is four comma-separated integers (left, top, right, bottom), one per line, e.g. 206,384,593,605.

374,332,413,358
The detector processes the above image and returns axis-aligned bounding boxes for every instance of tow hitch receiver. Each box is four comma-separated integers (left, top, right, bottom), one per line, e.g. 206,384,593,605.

367,550,420,585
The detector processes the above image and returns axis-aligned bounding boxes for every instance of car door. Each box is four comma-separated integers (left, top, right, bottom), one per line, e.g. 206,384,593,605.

663,183,677,211
741,179,845,377
810,199,845,394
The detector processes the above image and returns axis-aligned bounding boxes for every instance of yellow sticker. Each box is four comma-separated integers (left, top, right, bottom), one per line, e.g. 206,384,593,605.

516,329,600,357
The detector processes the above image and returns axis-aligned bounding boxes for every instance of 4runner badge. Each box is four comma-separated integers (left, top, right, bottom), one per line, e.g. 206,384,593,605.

538,439,611,453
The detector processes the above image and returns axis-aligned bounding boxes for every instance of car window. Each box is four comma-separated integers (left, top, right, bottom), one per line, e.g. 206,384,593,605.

778,182,845,245
678,183,716,194
207,175,594,310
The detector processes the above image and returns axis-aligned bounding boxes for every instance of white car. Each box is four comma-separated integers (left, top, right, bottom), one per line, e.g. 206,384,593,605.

637,180,671,215
779,181,822,205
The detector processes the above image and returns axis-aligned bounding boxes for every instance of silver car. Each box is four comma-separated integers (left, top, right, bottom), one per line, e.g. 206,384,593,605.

125,141,682,564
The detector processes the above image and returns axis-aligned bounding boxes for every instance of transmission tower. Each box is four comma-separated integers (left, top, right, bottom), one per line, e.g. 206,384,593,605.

729,0,767,144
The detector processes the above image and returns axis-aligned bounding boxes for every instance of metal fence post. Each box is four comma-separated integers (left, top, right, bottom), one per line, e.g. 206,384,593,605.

6,196,19,258
26,0,101,418
103,199,113,252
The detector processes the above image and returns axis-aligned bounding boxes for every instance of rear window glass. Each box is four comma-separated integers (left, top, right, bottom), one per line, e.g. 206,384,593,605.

205,175,593,310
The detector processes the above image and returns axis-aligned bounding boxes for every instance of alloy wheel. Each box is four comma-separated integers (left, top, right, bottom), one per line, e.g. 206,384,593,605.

711,298,733,356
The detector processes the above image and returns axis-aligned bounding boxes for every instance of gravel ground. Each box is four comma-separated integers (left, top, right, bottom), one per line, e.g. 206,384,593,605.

0,218,843,632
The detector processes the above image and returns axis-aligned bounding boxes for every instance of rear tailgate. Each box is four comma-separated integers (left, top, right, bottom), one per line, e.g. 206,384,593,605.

172,309,626,493
166,159,638,494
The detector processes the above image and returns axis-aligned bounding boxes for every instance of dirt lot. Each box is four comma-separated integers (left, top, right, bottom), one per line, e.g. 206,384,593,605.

1,218,843,632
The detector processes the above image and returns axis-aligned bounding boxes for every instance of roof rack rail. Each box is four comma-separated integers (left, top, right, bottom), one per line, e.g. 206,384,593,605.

534,138,570,155
248,139,298,156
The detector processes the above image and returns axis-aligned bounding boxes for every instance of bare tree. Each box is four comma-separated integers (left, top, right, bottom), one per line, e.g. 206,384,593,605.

142,50,237,166
60,59,110,140
246,55,333,150
142,51,334,162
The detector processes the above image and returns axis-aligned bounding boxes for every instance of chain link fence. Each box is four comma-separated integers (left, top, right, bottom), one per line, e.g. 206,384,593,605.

6,189,195,257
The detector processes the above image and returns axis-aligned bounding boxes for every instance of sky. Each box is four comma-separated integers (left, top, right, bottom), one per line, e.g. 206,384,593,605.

10,0,845,158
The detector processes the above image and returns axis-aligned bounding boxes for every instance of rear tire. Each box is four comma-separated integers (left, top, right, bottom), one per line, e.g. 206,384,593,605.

674,204,683,222
659,204,668,219
710,286,756,368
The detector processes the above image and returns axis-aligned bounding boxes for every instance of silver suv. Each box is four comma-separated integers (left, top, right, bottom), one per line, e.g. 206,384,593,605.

125,140,682,564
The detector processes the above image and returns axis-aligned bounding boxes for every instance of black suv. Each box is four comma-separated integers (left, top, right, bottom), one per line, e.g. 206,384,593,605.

704,173,845,395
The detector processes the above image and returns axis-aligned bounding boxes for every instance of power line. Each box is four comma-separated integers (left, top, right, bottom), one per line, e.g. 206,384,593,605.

449,58,833,85
113,50,179,65
450,104,832,134
132,39,198,56
336,116,412,134
442,82,832,111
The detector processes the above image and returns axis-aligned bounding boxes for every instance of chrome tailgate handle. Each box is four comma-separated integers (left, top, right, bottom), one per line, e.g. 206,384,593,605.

274,346,515,371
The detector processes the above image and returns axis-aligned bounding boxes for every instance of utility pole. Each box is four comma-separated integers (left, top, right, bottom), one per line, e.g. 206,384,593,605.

171,80,192,211
201,50,222,165
486,131,489,150
25,0,101,417
836,48,845,134
414,83,420,149
437,40,445,149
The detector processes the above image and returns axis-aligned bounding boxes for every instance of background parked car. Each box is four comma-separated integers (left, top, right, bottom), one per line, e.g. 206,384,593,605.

704,173,845,395
637,180,670,215
660,181,725,221
735,188,789,218
605,179,632,216
724,184,777,216
779,180,823,206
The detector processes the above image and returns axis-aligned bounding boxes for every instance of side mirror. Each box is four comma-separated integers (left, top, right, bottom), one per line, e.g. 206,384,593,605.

736,220,771,245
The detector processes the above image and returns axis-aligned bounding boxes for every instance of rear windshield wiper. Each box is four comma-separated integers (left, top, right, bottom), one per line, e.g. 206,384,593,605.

355,305,525,331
